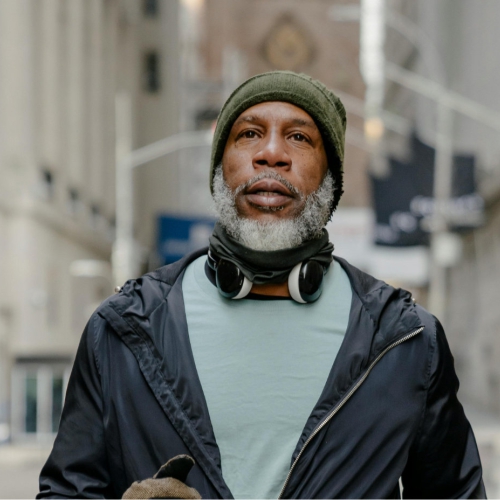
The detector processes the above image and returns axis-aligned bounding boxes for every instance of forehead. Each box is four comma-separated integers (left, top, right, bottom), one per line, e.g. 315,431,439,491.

232,101,319,130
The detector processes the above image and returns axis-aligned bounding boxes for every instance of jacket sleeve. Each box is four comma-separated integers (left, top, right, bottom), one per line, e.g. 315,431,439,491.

37,313,112,499
402,314,486,499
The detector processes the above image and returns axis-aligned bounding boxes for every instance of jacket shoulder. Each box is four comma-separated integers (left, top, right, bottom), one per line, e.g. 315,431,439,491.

96,247,208,319
334,256,387,297
414,304,439,338
335,257,436,330
335,256,423,340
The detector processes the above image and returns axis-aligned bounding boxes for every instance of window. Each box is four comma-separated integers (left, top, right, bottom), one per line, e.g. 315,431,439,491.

52,376,64,433
25,376,37,433
38,168,55,201
143,0,159,18
195,108,220,131
11,363,71,441
143,51,161,93
67,187,82,215
90,203,101,230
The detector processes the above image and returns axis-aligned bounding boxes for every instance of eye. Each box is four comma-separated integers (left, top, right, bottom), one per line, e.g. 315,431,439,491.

290,132,309,142
239,129,259,139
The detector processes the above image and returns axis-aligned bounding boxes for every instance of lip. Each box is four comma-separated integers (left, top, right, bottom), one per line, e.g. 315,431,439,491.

246,179,293,196
244,179,294,208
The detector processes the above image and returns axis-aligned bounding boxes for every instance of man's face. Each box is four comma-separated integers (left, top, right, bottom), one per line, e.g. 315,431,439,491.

221,101,328,223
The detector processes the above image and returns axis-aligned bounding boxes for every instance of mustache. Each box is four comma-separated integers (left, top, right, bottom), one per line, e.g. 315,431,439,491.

232,170,303,199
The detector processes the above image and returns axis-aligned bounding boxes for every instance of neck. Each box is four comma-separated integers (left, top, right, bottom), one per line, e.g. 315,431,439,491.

251,281,291,297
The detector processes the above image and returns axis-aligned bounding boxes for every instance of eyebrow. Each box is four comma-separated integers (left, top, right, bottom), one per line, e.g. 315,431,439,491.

233,115,259,126
233,115,317,128
289,118,316,128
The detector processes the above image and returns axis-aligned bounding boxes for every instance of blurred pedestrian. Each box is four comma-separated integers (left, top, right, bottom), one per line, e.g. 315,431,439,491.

38,71,485,499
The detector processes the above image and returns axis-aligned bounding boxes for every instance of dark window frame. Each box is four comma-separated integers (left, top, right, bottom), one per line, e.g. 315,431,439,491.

143,50,161,93
143,0,159,18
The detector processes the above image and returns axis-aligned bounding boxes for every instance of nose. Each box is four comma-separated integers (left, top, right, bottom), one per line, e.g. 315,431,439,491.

252,132,291,170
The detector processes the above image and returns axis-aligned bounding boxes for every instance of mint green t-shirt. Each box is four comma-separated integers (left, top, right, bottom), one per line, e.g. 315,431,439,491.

182,256,352,499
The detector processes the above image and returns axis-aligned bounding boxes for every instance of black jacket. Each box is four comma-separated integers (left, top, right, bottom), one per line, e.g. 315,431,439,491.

38,250,486,499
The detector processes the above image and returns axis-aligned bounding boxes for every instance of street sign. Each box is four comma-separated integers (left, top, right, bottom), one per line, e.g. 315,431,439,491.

157,214,216,265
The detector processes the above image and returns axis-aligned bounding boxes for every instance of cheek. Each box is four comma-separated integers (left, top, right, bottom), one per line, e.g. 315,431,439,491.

300,156,327,193
222,150,253,189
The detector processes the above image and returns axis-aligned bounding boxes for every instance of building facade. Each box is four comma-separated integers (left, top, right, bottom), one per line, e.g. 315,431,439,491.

414,0,500,415
376,0,500,416
0,0,180,442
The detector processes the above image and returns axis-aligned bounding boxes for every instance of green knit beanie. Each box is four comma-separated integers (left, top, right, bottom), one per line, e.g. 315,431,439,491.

210,70,347,213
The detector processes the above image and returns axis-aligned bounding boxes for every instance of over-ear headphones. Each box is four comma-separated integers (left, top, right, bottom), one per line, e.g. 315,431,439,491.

207,251,327,303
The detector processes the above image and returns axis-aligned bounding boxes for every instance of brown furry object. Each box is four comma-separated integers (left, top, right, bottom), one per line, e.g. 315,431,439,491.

122,455,202,499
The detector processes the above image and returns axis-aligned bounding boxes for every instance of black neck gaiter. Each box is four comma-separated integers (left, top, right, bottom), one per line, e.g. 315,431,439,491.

208,222,334,285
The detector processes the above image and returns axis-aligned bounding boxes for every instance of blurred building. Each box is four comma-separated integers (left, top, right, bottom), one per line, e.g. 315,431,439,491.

375,0,500,416
0,0,179,442
413,0,500,416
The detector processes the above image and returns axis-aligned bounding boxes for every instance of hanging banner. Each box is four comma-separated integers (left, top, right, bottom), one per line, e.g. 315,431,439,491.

371,157,431,246
371,134,484,247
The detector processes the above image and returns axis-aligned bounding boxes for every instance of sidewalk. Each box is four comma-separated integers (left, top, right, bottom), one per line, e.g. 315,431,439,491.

0,443,51,499
463,401,500,498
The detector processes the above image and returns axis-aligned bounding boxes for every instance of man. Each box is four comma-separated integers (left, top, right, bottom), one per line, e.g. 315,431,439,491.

38,71,485,499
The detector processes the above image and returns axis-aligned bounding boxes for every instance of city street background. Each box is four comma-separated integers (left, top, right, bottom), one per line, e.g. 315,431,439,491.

1,0,500,497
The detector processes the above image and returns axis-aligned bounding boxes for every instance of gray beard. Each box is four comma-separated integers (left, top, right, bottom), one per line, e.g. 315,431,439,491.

212,166,335,251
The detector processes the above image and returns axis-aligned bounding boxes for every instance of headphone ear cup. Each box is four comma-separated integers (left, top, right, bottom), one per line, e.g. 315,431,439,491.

215,259,252,299
288,263,307,303
233,275,252,299
288,261,325,303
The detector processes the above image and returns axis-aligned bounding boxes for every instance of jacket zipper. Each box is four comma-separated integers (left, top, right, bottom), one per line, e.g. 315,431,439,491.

277,326,424,499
